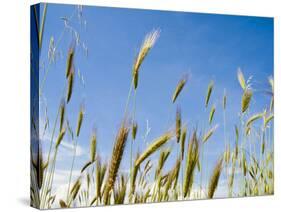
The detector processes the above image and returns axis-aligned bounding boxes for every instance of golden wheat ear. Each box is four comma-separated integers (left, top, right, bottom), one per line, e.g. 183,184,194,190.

172,76,187,103
180,126,187,160
183,131,199,198
241,89,252,113
66,70,74,103
175,107,182,143
135,131,173,167
76,104,85,137
132,29,160,90
103,122,130,204
208,157,224,198
66,47,75,78
59,100,65,132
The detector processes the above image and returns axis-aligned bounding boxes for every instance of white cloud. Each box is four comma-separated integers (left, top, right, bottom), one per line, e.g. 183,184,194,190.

40,127,87,160
60,140,85,157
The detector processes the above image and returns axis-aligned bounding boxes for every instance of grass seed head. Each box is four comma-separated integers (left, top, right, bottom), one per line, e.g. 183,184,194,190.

55,127,66,148
37,146,44,189
135,131,173,167
132,122,138,140
223,89,227,110
80,161,91,173
104,122,130,204
90,132,97,162
66,47,74,78
241,89,252,113
180,126,187,160
172,76,187,103
237,68,246,90
203,124,218,143
183,131,199,197
175,107,182,143
132,29,160,90
209,104,216,125
246,112,264,128
70,178,81,202
130,131,172,196
76,104,84,137
205,80,214,107
59,100,65,132
155,149,171,179
208,156,223,198
66,70,74,103
59,200,68,208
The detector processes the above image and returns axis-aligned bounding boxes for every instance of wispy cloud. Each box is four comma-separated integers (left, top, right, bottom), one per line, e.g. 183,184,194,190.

39,124,87,159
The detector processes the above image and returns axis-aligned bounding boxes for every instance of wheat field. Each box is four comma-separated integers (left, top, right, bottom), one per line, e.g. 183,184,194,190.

30,4,274,209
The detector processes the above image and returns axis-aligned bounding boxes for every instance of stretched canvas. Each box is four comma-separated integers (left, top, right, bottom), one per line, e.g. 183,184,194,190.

30,3,274,209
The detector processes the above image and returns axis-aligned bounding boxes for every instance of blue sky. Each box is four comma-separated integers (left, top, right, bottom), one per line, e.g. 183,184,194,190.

38,4,273,196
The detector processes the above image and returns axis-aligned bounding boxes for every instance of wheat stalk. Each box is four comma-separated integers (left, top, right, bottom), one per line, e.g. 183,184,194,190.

209,104,216,125
264,114,274,128
95,156,101,203
205,80,214,107
175,107,182,143
130,132,173,196
223,89,227,110
76,105,84,137
90,132,97,163
155,149,171,179
172,76,187,103
180,126,187,160
237,68,246,90
132,122,138,140
66,70,74,103
37,146,44,189
241,89,252,113
132,29,160,90
135,132,173,167
208,157,223,198
68,178,81,205
202,124,218,143
103,123,130,204
164,158,181,200
59,100,65,132
228,150,237,197
39,3,47,50
246,112,265,128
183,131,199,198
55,128,66,148
66,47,74,78
67,105,85,202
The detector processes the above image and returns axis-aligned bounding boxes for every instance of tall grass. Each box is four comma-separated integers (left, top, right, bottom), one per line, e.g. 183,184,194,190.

31,5,274,208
